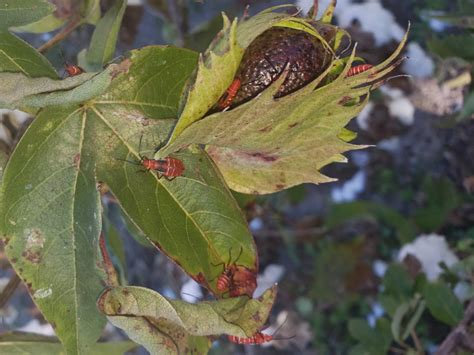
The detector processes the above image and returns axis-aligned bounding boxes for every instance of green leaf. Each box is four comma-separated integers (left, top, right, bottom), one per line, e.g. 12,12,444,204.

99,285,276,336
90,49,258,295
160,28,408,194
11,13,66,34
321,0,337,23
0,31,58,79
391,296,426,344
0,105,107,354
97,143,258,295
348,318,392,355
0,149,8,183
458,91,474,120
93,46,198,119
99,285,277,353
0,46,258,352
326,201,417,244
423,282,463,326
413,177,462,232
82,0,101,25
84,0,127,71
0,0,55,29
164,8,311,148
0,63,125,109
383,264,414,302
428,34,474,61
0,332,137,355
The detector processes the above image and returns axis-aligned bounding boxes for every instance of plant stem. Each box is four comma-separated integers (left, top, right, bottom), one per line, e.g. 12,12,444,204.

411,329,424,354
0,273,21,309
435,299,474,354
37,15,82,53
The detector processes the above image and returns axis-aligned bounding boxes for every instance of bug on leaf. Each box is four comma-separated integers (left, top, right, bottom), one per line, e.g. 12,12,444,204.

217,78,242,110
211,247,257,297
214,247,243,292
346,64,373,77
228,332,273,345
64,63,84,77
117,136,185,181
60,50,84,77
227,317,294,345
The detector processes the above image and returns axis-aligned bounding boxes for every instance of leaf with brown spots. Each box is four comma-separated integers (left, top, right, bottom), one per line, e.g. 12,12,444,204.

98,285,277,354
160,26,409,194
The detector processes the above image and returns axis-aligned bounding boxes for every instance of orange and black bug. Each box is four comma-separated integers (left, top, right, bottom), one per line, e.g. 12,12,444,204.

346,64,373,77
117,136,185,181
214,247,243,292
64,63,84,77
211,247,257,297
227,318,293,345
228,332,273,345
218,78,242,110
60,50,84,77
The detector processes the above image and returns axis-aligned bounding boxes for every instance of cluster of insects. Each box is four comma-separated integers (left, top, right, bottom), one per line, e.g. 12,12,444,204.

212,247,257,298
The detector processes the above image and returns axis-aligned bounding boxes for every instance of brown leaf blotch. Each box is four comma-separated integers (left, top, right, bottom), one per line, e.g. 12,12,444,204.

73,153,81,166
338,96,352,105
249,152,278,162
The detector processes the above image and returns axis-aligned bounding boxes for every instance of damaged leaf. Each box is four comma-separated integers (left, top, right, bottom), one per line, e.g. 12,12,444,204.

157,28,408,194
99,285,277,353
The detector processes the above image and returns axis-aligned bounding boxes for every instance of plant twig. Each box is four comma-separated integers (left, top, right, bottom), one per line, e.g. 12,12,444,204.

411,329,424,354
99,233,119,287
435,299,474,355
0,273,21,309
37,15,82,53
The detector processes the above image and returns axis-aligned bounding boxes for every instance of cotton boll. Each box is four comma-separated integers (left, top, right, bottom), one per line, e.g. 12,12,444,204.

253,264,285,297
377,137,400,152
402,42,435,78
338,2,404,46
180,278,203,303
388,97,415,126
331,171,366,203
373,260,388,278
18,319,55,336
398,234,459,281
356,101,374,130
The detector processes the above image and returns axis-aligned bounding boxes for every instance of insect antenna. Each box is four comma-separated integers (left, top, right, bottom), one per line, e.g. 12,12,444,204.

232,246,243,264
266,314,295,341
115,158,141,166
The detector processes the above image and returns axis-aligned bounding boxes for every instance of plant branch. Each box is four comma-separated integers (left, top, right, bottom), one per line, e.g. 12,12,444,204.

0,273,21,309
411,329,424,354
435,299,474,355
99,233,119,287
37,15,82,53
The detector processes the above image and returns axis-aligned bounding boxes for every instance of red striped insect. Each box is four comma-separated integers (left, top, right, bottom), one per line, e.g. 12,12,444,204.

60,50,84,77
228,332,272,345
142,156,185,180
64,63,84,76
346,64,373,77
214,247,243,292
228,317,293,345
213,247,257,297
117,136,185,181
218,78,241,110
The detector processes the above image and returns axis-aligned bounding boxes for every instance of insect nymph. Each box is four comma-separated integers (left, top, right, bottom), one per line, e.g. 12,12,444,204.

117,136,185,181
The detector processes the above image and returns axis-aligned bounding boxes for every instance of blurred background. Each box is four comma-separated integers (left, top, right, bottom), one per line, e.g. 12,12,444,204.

0,0,473,354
